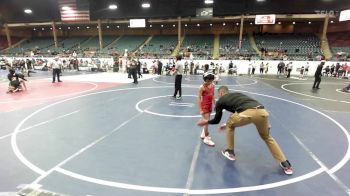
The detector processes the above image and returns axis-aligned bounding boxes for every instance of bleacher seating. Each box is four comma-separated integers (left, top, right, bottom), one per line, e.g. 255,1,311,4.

180,35,213,60
5,37,57,55
219,34,257,59
328,32,350,61
104,35,148,55
254,33,322,60
140,35,177,58
0,37,22,51
46,37,88,53
0,37,9,50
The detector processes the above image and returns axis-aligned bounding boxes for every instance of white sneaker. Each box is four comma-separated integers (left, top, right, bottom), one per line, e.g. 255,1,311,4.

203,136,215,147
200,129,206,139
176,96,182,100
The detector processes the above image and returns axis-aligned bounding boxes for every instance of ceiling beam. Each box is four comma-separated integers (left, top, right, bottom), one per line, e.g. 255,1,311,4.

6,14,336,27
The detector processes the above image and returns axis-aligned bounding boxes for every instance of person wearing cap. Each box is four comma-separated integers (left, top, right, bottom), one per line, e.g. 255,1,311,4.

51,56,62,83
197,86,293,175
312,60,325,89
198,72,216,147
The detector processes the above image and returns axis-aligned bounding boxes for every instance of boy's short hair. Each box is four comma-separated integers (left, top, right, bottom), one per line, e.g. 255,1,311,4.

218,86,229,94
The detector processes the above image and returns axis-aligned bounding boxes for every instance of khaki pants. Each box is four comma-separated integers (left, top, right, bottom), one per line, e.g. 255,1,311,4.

226,108,286,163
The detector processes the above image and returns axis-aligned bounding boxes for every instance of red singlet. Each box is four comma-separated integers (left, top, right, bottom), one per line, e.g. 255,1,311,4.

200,83,214,113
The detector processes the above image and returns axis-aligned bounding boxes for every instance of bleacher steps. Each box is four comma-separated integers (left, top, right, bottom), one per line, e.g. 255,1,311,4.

137,35,153,51
212,34,220,59
171,35,185,56
103,35,122,49
1,38,28,52
319,34,333,60
248,33,262,56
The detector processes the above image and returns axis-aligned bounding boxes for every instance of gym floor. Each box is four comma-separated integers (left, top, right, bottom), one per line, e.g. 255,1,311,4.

0,71,349,196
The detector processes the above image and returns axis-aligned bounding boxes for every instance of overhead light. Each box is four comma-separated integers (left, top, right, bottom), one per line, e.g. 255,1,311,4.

185,24,188,27
236,22,239,26
109,4,117,9
278,22,281,25
86,26,90,29
50,27,53,30
197,24,200,27
161,24,164,27
24,9,32,14
107,26,110,28
33,28,36,31
308,21,312,24
330,20,334,23
173,24,175,27
42,28,45,31
204,0,214,4
142,3,151,8
68,27,71,29
293,22,296,24
223,22,226,26
250,22,253,25
77,27,80,29
62,6,71,11
210,23,212,26
257,0,265,2
117,26,120,28
97,26,99,29
150,24,152,27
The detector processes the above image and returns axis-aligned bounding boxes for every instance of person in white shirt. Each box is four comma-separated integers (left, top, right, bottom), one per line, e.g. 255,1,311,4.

173,55,184,99
51,56,62,83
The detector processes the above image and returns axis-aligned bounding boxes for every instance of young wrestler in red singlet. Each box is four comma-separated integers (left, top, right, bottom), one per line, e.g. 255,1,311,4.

198,72,216,146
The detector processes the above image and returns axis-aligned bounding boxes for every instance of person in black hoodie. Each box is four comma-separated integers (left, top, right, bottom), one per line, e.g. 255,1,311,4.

312,60,325,89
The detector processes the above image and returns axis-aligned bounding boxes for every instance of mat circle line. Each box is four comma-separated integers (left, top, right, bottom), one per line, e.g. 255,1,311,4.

10,86,350,194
